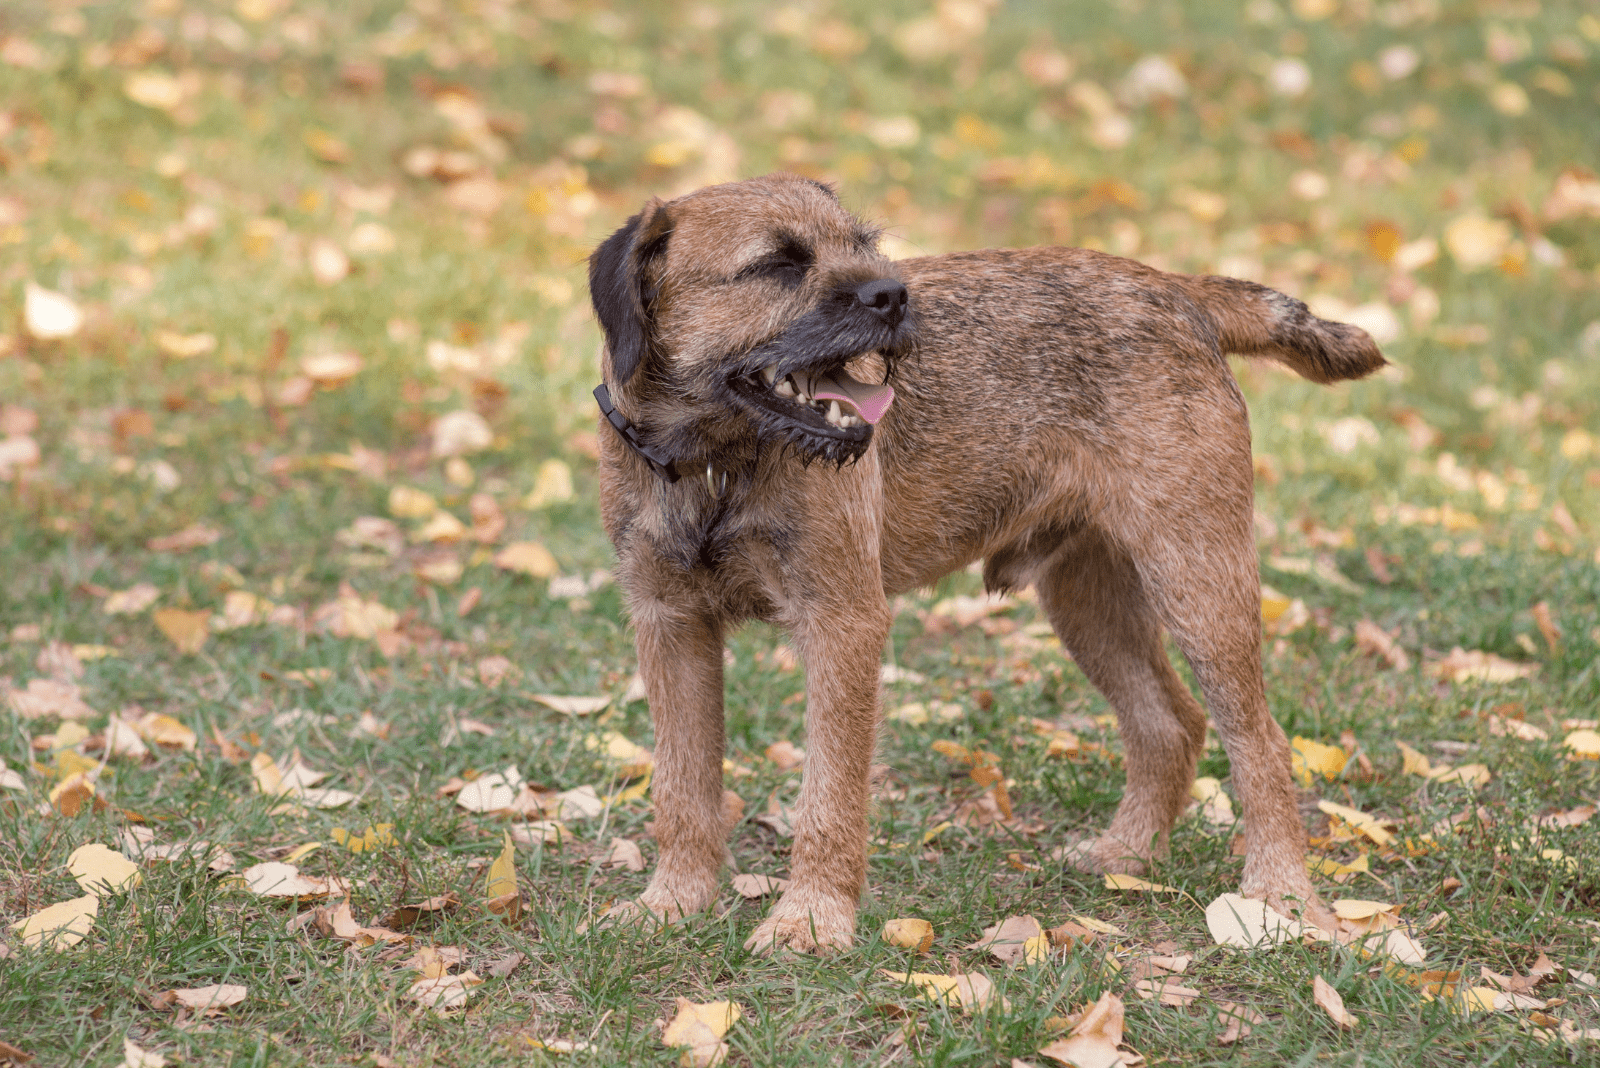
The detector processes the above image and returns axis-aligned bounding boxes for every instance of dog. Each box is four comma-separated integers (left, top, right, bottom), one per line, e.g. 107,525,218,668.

586,173,1382,954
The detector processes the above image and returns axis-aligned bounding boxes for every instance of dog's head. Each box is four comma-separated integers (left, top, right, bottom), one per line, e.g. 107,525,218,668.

589,173,913,468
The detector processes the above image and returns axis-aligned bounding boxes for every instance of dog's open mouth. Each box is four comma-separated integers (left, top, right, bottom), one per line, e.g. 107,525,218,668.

729,360,896,442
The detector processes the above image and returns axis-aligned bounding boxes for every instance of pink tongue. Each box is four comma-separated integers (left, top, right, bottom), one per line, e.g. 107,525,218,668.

809,370,895,425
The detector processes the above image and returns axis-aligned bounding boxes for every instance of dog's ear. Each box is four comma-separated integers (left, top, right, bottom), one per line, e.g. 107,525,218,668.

589,199,673,387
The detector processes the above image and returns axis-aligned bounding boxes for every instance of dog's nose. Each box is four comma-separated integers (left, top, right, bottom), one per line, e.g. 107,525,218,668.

855,278,908,327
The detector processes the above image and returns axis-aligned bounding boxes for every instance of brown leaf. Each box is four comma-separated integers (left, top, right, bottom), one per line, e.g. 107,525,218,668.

969,915,1045,964
1312,975,1358,1029
1133,976,1201,1007
1037,991,1133,1067
764,739,805,770
1216,1003,1263,1045
487,951,525,979
146,524,221,553
603,837,645,872
1354,620,1410,671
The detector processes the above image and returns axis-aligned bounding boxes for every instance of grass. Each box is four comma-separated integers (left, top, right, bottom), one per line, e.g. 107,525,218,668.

2,0,1599,1064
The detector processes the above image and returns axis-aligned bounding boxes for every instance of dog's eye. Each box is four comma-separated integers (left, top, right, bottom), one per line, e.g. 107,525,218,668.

737,240,814,288
742,257,809,286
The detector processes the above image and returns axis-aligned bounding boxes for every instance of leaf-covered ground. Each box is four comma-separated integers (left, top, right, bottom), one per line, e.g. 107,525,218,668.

2,1,1599,1065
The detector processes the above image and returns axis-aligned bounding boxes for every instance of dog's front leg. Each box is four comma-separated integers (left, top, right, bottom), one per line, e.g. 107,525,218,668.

608,590,729,925
744,605,889,955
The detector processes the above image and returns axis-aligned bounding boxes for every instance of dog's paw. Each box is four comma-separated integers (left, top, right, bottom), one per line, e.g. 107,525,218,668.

1059,836,1150,877
743,892,855,956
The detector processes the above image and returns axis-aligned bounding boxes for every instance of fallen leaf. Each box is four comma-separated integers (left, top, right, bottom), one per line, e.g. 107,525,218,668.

146,524,221,553
662,998,742,1067
494,541,558,578
1290,737,1349,785
599,837,645,872
731,873,789,898
585,731,653,778
170,984,247,1014
7,678,95,720
1427,647,1537,684
10,893,98,949
880,970,1005,1012
1134,976,1200,1007
1317,800,1393,846
49,772,99,816
23,282,84,340
329,824,396,852
530,694,610,716
152,608,209,655
1037,991,1132,1067
1216,1002,1263,1045
104,584,161,615
1206,892,1321,947
67,843,141,895
883,918,935,953
1563,729,1600,760
1354,620,1411,670
1536,804,1595,828
408,971,483,1012
1104,874,1179,893
970,915,1046,964
764,739,805,770
485,832,521,923
241,861,349,900
134,712,197,751
1313,975,1359,1029
119,1037,166,1067
455,767,524,812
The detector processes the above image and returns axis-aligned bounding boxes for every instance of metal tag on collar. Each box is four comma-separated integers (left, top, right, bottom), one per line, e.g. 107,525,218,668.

705,463,728,499
593,383,679,483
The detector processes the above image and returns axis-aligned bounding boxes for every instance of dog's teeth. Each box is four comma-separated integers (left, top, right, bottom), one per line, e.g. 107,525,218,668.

826,400,842,426
774,377,796,398
761,365,778,386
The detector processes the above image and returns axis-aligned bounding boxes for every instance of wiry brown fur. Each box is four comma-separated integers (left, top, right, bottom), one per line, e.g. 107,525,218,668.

588,173,1384,953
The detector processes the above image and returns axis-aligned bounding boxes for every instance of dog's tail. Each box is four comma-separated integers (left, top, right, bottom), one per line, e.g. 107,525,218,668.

1184,275,1387,384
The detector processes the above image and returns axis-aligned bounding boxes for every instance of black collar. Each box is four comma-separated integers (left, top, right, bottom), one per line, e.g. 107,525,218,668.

594,383,680,483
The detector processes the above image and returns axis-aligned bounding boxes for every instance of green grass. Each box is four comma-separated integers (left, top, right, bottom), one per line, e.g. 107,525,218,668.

3,0,1600,1064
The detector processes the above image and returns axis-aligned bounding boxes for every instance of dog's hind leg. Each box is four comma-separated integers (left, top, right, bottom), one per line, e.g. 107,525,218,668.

1035,528,1208,875
606,587,730,926
1105,477,1336,933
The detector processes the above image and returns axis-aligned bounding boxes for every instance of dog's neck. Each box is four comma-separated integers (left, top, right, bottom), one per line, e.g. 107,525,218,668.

594,383,680,483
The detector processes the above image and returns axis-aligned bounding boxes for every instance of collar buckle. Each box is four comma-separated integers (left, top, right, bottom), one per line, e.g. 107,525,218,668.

594,384,680,483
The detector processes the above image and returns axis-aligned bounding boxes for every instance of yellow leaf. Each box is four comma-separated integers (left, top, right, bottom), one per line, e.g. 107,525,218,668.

1306,853,1369,879
494,541,558,578
486,832,518,902
388,485,437,519
1104,873,1180,893
282,842,323,864
11,893,99,949
1396,741,1434,776
1071,915,1122,935
1563,729,1600,760
49,772,97,816
1332,899,1398,920
67,843,141,895
1260,588,1293,624
880,970,1004,1012
153,608,209,655
331,824,396,853
135,713,197,751
523,459,574,508
883,917,935,953
1429,763,1490,787
1317,800,1392,846
1290,737,1349,786
251,753,284,796
662,998,742,1067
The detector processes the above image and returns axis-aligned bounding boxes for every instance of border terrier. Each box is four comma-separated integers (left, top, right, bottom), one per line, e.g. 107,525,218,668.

587,173,1382,953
